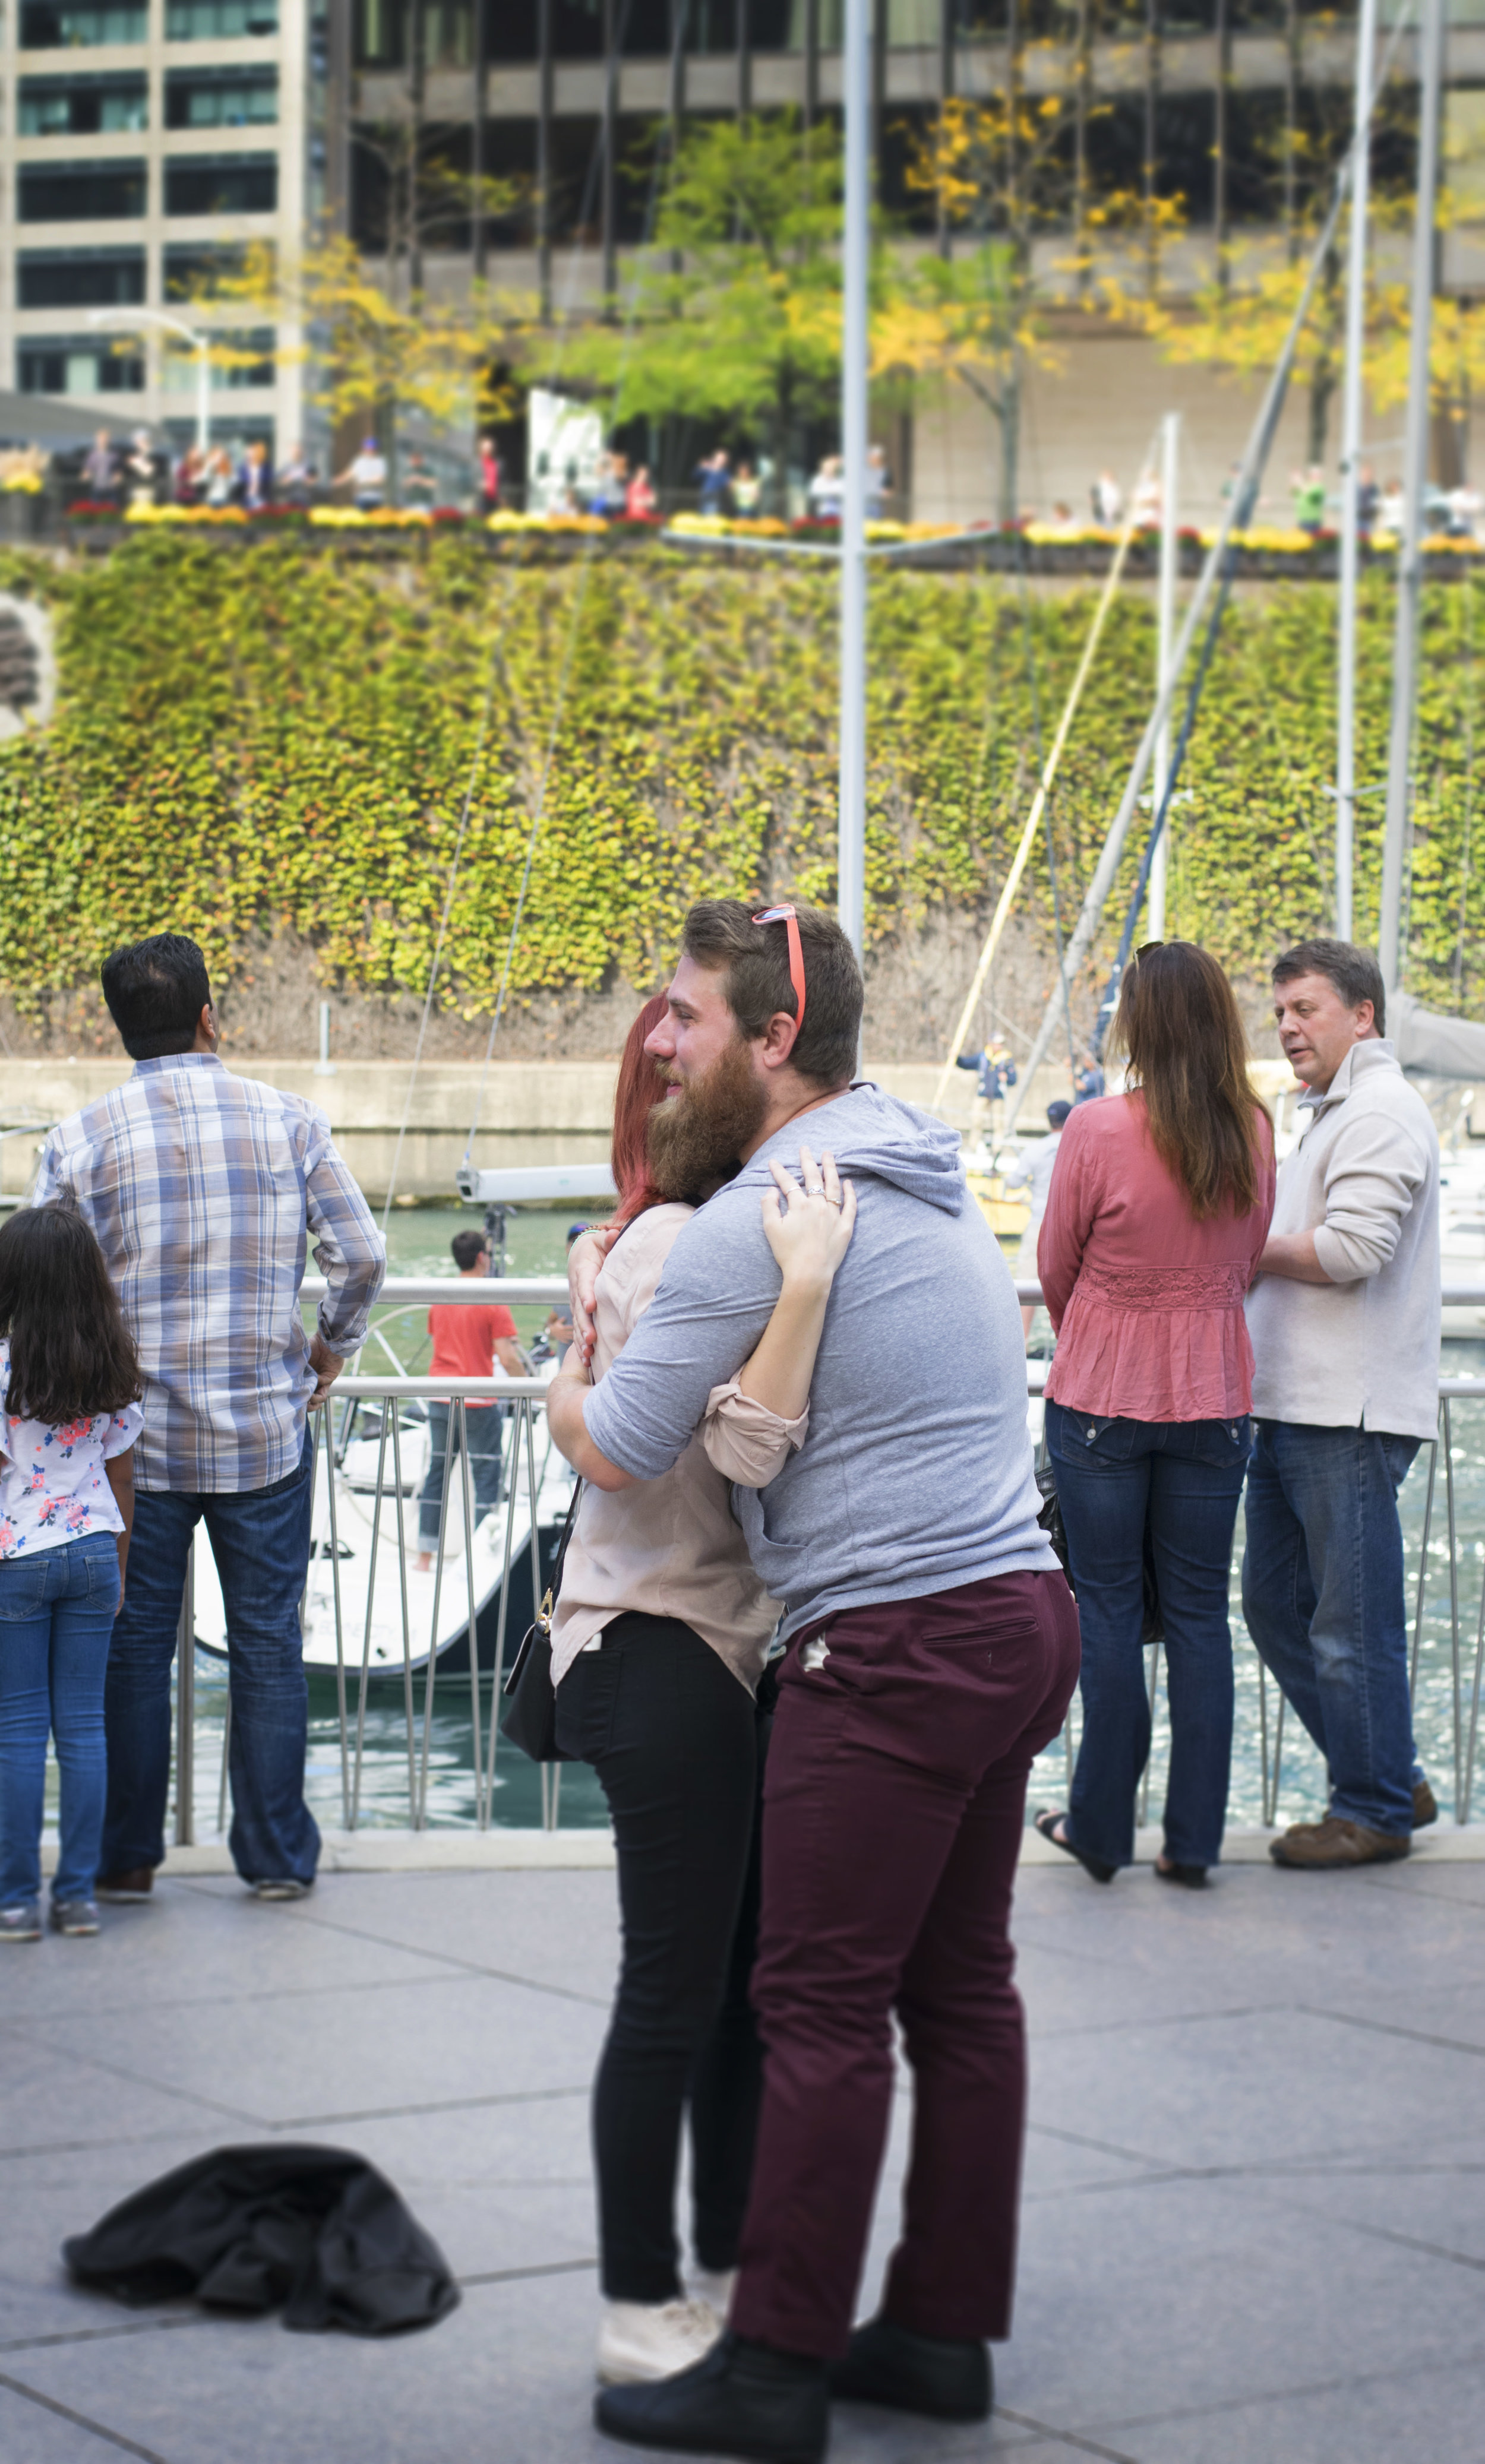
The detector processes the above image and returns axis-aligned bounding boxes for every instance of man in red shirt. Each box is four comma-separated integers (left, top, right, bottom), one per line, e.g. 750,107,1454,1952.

414,1229,526,1572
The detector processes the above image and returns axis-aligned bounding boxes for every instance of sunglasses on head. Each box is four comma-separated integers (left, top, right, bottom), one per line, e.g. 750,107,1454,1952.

750,904,806,1034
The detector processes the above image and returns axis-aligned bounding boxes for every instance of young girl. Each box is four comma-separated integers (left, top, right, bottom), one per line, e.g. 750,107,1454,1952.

0,1203,143,1942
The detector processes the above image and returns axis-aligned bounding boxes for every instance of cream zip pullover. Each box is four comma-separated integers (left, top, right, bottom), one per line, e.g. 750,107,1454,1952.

1245,1039,1440,1441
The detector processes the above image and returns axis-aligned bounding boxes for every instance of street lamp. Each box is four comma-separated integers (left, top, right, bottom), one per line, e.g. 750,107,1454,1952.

84,307,210,456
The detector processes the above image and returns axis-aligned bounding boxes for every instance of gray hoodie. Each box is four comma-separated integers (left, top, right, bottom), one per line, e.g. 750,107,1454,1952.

583,1081,1056,1642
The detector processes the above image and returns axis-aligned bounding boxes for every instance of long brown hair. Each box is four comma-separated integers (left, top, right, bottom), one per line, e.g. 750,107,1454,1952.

0,1200,142,1426
1111,941,1271,1220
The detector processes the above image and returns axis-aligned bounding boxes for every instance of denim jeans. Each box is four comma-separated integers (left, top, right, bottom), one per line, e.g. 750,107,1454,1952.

1045,1401,1252,1870
0,1532,120,1906
1241,1419,1421,1838
102,1434,320,1886
417,1402,505,1548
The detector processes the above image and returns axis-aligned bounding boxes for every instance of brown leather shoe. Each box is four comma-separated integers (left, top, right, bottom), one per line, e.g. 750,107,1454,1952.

1413,1777,1439,1829
94,1868,154,1903
1270,1817,1410,1870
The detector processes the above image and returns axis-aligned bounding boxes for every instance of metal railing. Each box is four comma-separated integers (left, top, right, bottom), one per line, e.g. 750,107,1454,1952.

157,1270,1485,1841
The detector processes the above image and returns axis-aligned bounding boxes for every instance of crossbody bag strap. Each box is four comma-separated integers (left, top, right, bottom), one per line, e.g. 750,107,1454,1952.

536,1478,584,1636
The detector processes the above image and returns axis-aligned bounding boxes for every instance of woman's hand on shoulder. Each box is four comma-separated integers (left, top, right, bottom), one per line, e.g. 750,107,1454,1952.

760,1146,857,1289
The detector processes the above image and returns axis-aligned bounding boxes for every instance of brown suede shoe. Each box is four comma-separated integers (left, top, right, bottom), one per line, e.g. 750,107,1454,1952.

1413,1777,1439,1829
94,1868,154,1903
1270,1817,1410,1870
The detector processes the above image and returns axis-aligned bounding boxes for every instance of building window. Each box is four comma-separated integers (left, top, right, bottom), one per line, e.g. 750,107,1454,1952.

19,2,147,42
18,332,144,392
163,325,275,388
165,67,278,127
163,241,251,298
17,245,145,305
18,72,148,133
165,152,277,214
18,157,147,218
165,0,279,35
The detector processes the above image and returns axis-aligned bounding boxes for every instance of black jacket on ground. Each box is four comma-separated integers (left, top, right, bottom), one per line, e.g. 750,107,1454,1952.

64,2143,460,2335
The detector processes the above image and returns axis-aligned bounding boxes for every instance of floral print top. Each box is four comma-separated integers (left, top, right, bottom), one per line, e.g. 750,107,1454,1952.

0,1339,143,1561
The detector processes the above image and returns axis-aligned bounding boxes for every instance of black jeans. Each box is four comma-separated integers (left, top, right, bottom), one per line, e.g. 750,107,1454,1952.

555,1612,770,2304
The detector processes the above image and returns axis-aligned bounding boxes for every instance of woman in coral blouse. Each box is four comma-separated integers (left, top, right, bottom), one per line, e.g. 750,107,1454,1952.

1035,942,1275,1888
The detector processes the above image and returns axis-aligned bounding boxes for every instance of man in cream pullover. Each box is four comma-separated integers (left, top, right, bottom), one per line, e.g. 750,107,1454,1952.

1244,939,1440,1868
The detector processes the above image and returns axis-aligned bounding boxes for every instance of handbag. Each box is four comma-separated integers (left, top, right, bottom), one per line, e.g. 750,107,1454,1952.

501,1481,583,1764
1034,1445,1163,1646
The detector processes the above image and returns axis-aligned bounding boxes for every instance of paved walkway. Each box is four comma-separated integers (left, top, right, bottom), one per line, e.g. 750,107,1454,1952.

4,1842,1484,2464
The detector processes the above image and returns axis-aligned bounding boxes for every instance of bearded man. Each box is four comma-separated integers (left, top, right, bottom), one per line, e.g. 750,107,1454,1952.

546,900,1079,2464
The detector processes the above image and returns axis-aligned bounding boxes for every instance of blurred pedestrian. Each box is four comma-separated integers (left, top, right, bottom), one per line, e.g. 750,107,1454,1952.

806,453,842,520
242,438,271,512
413,1229,526,1575
36,935,385,1903
124,429,157,510
625,464,658,520
865,444,890,518
731,461,762,518
1091,467,1123,526
0,1206,143,1944
172,445,205,506
696,451,731,515
335,437,387,512
203,445,236,508
1291,465,1327,534
478,433,502,513
1001,1100,1072,1340
401,448,437,510
277,441,314,505
1244,940,1441,1868
1037,942,1275,1888
82,429,119,505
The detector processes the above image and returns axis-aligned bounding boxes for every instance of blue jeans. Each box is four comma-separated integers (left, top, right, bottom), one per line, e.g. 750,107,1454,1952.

1045,1402,1253,1868
102,1434,320,1886
1241,1419,1421,1837
417,1402,505,1548
0,1532,120,1906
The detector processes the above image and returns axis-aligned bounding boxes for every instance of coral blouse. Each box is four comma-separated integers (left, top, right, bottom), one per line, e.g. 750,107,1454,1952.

1038,1092,1275,1422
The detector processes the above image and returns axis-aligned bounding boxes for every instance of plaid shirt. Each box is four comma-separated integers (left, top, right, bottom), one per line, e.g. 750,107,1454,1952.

36,1054,386,1495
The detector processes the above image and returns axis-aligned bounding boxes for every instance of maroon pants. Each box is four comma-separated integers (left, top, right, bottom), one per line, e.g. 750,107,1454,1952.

729,1567,1080,2359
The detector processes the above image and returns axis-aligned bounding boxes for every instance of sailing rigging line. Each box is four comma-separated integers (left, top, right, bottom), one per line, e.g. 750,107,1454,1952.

927,438,1159,1119
460,0,696,1170
999,0,1413,1141
1011,536,1079,1083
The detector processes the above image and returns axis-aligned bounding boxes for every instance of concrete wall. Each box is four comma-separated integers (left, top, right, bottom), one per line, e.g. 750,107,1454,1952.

1,1054,1077,1200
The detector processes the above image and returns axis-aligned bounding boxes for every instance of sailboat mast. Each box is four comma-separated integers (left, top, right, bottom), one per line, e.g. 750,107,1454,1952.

838,0,870,966
1335,0,1380,942
1148,410,1180,941
1378,0,1445,996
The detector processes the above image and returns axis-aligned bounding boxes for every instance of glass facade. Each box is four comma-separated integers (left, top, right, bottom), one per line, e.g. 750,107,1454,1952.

17,245,146,305
164,151,277,213
18,2,148,43
18,157,147,218
19,73,149,134
165,0,280,35
163,241,251,296
18,332,144,391
165,67,279,126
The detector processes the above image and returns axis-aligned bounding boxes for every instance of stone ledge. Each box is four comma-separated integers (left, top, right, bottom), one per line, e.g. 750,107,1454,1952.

42,1820,1485,1877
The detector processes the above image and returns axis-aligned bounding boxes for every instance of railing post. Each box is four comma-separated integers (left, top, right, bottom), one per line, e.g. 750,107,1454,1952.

174,1536,195,1848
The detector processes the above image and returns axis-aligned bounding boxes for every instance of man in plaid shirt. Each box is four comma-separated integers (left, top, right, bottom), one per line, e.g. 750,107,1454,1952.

36,935,385,1899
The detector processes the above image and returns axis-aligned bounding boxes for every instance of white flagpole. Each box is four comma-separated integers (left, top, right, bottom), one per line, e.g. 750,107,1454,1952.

837,0,870,966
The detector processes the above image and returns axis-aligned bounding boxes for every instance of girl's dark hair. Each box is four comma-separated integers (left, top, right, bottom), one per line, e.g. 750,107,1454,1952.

0,1203,143,1425
1112,941,1272,1222
609,993,671,1229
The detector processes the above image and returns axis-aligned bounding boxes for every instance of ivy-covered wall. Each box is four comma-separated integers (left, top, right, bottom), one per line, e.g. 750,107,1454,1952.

0,536,1478,1019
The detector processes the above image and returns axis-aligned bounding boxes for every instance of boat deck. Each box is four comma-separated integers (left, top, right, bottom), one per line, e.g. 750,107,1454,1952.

4,1839,1485,2464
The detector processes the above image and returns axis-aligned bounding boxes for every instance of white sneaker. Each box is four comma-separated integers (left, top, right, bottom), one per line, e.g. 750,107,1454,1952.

597,2297,725,2386
688,2266,737,2319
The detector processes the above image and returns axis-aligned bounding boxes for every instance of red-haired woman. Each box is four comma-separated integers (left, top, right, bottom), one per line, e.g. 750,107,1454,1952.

549,995,855,2389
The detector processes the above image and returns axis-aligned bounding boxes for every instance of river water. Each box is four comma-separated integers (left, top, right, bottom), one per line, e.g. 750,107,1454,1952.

76,1207,1485,1843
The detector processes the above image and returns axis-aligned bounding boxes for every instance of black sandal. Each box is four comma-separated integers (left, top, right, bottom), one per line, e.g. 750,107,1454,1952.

1034,1808,1116,1885
1155,1859,1208,1889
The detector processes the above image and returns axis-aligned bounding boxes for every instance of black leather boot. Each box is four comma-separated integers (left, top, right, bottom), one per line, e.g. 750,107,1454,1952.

595,2332,830,2461
829,2314,993,2422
